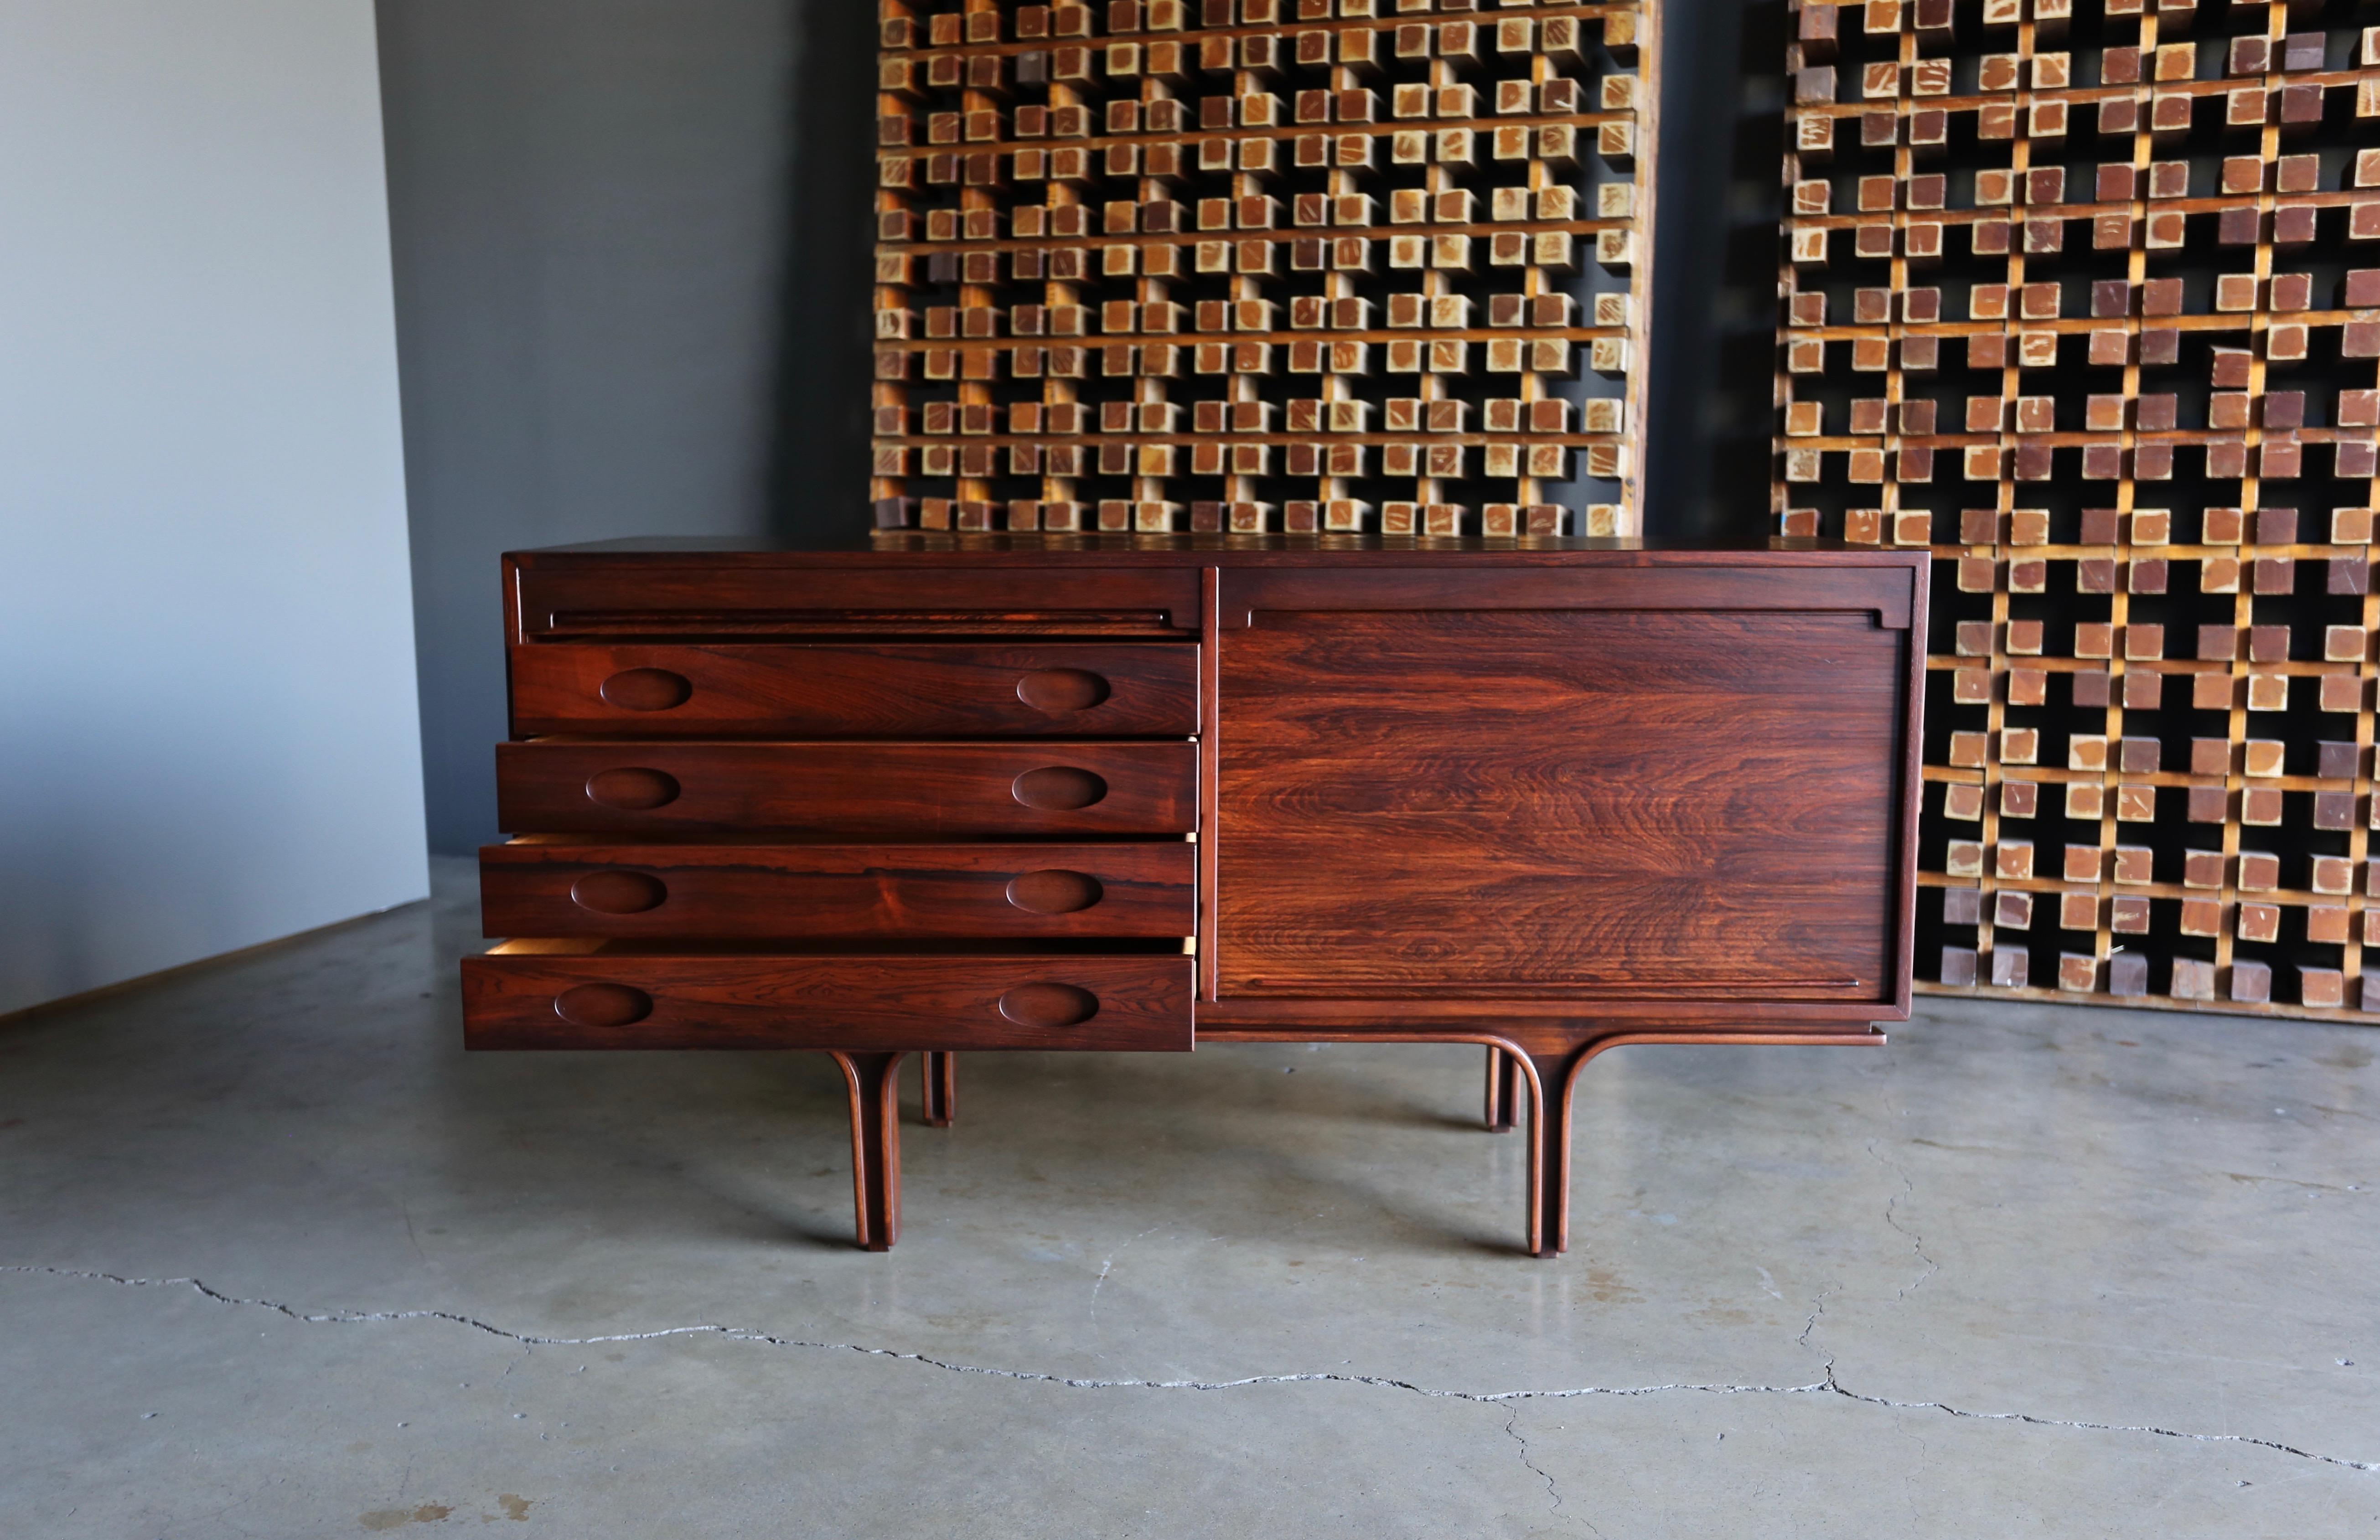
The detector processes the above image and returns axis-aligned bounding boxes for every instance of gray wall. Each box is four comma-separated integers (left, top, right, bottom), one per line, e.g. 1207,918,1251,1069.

0,0,428,1015
378,0,881,853
381,0,1778,853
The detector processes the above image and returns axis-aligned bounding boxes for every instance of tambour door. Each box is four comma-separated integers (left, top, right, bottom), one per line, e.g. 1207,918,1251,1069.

1208,562,1924,1007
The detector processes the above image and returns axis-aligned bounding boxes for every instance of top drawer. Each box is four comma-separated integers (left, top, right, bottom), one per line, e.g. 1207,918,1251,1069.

510,559,1201,638
510,642,1198,738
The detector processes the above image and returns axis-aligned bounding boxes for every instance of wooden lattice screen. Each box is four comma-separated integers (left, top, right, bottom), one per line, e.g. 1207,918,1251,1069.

1776,0,2380,1015
869,0,1657,537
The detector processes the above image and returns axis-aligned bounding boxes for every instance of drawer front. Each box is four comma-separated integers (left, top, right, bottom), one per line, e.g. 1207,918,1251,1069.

479,842,1196,939
462,951,1192,1051
512,560,1202,638
497,742,1197,836
509,642,1197,737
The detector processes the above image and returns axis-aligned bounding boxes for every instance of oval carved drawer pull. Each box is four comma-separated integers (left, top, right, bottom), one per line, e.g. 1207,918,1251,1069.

585,768,681,811
571,870,667,915
600,668,693,712
1005,869,1104,915
1011,766,1108,811
554,982,653,1028
1015,668,1110,713
997,982,1100,1028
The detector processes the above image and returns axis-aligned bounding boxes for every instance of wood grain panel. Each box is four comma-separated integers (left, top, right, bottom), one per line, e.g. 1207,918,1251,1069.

1215,609,1905,999
508,641,1197,737
462,950,1192,1052
478,842,1195,939
497,741,1197,837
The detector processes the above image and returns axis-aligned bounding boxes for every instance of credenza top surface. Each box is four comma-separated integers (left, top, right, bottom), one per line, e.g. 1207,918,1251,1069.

509,534,1928,572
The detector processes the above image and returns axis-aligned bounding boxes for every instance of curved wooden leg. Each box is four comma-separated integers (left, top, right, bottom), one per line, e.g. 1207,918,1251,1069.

830,1050,905,1251
1483,1046,1521,1132
919,1051,956,1127
1525,1049,1584,1258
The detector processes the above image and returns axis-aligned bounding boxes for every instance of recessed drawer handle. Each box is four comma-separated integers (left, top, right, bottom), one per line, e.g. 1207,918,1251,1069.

1015,668,1110,713
600,668,693,711
998,982,1100,1028
554,982,652,1028
585,768,681,811
571,870,668,914
1012,766,1108,811
1005,869,1104,914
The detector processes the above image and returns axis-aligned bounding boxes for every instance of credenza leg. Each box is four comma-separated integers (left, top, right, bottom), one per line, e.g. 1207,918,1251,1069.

830,1050,905,1251
1483,1047,1521,1132
1525,1050,1582,1258
920,1051,956,1127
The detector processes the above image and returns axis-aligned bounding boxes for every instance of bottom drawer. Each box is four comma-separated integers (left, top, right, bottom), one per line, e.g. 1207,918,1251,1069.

477,840,1195,939
462,945,1192,1052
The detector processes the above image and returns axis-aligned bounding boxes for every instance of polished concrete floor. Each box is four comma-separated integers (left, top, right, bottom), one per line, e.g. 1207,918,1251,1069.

3,858,2376,1536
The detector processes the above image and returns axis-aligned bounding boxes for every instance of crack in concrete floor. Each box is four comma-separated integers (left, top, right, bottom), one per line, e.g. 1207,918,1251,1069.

9,1264,2373,1477
1865,1137,1940,1303
1501,1405,1595,1534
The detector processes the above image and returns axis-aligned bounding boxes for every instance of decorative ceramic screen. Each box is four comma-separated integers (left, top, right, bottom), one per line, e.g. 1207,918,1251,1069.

869,0,1657,537
1776,0,2380,1015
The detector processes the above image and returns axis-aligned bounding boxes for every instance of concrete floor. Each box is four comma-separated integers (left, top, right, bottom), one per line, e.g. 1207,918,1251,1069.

3,859,2376,1537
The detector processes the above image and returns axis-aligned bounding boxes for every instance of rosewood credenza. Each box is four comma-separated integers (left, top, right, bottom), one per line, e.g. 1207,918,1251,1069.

462,536,1926,1255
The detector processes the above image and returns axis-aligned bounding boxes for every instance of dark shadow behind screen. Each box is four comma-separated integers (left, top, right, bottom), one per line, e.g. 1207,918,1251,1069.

1644,0,1790,542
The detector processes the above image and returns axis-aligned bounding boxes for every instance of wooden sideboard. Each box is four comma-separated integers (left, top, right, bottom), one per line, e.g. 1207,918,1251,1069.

462,536,1927,1255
